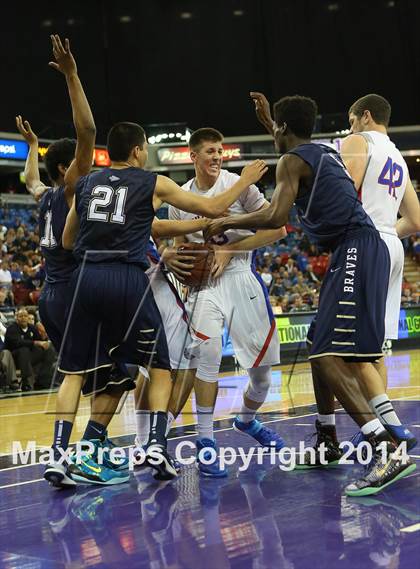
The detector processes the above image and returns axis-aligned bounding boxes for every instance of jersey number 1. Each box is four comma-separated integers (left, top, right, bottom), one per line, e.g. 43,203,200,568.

377,157,403,200
88,185,128,224
40,210,57,248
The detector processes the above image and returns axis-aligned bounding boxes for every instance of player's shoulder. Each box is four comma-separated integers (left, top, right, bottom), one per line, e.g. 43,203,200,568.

341,133,368,150
219,169,240,186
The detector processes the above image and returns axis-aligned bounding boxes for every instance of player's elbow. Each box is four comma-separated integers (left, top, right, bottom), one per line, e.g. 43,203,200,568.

265,208,286,229
77,124,96,137
62,229,75,250
205,203,224,219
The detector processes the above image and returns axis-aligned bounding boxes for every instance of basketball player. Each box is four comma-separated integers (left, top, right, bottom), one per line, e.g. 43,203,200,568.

307,94,420,450
205,95,416,496
250,91,419,454
53,124,268,483
133,221,205,453
168,128,286,477
16,37,135,487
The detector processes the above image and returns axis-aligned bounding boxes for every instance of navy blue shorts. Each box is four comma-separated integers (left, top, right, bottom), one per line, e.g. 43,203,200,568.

308,229,390,362
58,263,171,378
38,281,72,353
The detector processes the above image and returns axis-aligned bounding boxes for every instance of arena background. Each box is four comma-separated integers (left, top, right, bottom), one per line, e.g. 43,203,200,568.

0,2,419,569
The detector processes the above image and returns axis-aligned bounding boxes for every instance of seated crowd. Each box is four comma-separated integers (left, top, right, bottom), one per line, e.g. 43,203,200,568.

0,205,418,392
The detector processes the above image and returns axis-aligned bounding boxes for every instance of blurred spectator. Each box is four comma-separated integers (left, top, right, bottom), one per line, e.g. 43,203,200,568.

4,308,55,391
304,263,320,284
0,261,12,289
10,262,23,282
0,287,13,309
0,313,19,392
260,266,273,289
290,295,311,312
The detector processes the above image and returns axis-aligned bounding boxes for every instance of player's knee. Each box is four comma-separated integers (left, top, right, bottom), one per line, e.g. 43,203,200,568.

196,337,221,383
246,365,272,402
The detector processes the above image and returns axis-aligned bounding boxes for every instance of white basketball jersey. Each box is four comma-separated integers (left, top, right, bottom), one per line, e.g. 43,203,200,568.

358,131,408,236
168,169,266,273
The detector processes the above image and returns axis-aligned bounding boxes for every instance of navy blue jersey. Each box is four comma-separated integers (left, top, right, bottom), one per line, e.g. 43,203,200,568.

74,167,157,268
147,239,161,265
289,143,376,247
39,186,78,284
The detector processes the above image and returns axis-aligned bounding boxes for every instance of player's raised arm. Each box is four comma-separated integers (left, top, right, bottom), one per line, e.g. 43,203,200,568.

62,198,80,250
49,34,96,206
250,92,275,137
204,154,302,239
153,160,268,218
152,218,209,239
396,178,420,238
340,134,369,190
15,116,48,201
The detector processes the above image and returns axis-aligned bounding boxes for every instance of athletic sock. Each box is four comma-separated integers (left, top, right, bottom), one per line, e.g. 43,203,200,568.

361,418,387,438
318,414,336,426
135,410,150,446
196,405,214,440
52,420,73,462
83,420,107,441
369,394,402,426
148,411,168,447
165,411,175,437
238,404,257,424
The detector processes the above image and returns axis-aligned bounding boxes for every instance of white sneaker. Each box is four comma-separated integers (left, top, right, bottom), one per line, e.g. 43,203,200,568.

44,462,76,489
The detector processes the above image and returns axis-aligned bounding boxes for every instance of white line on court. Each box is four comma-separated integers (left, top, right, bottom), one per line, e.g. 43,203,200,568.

0,409,321,485
400,523,420,533
1,397,419,478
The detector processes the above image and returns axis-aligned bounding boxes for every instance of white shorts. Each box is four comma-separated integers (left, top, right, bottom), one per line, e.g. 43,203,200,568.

146,268,196,370
380,232,404,340
186,268,280,370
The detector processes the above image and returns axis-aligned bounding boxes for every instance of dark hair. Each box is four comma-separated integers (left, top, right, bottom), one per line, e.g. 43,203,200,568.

189,127,223,151
44,138,76,183
107,122,146,161
273,96,318,138
349,94,391,127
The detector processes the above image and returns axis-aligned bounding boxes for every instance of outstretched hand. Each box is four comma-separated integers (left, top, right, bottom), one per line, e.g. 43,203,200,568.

16,116,37,145
211,246,234,279
250,91,274,131
49,34,77,76
203,218,229,242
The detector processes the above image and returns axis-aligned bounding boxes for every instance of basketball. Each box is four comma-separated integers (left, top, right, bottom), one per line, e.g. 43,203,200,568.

177,242,214,287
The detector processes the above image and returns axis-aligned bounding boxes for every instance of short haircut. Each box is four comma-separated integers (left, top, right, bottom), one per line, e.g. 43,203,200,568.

273,95,318,138
349,94,391,126
107,122,146,161
189,128,223,151
44,138,76,183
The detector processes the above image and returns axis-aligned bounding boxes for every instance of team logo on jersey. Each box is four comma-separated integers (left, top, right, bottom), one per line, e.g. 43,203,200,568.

343,247,357,293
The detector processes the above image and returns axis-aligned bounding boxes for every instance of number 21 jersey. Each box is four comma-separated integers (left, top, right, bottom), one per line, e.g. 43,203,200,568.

74,167,156,268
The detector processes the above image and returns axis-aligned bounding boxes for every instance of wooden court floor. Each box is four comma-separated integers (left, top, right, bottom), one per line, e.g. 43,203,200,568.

1,349,419,456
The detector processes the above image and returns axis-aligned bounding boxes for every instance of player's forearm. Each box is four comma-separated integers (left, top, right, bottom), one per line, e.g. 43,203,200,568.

65,73,96,136
221,206,286,232
226,227,286,253
62,204,80,250
263,119,275,138
152,218,206,239
396,216,420,239
24,143,42,195
206,178,249,217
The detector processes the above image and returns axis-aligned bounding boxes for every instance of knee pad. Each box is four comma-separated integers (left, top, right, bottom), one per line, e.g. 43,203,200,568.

196,336,222,383
245,365,272,403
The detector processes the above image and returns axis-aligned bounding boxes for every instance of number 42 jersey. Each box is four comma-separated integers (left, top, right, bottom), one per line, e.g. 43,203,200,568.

74,167,157,269
356,131,408,236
